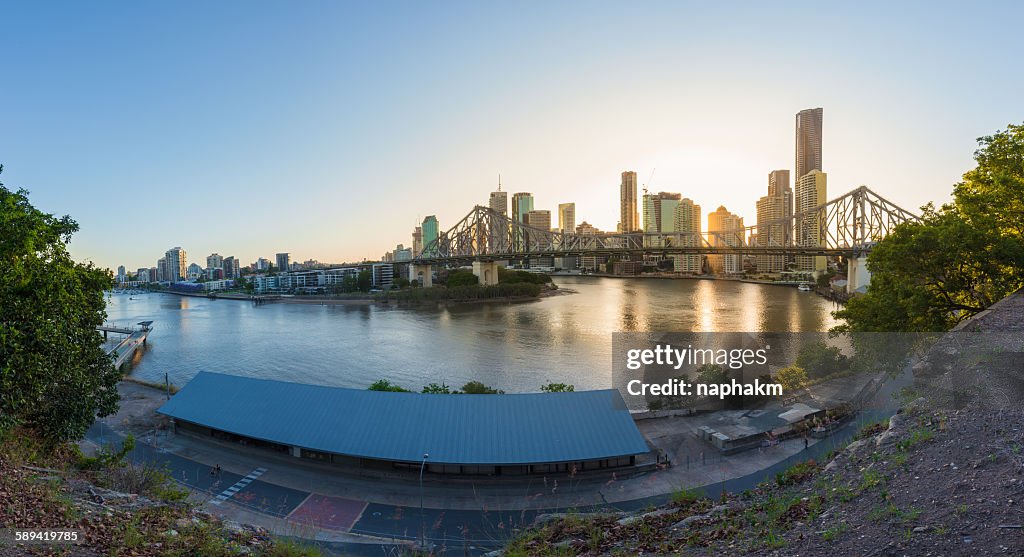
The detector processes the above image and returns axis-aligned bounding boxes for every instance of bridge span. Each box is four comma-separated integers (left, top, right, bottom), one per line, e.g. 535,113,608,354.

408,186,917,291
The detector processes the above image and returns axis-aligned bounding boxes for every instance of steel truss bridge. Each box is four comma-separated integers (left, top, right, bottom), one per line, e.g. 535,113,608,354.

412,186,918,265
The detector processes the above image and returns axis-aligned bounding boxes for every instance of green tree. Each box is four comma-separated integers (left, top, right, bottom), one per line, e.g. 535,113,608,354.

367,379,411,392
356,269,372,292
446,269,479,287
694,364,726,385
1,171,120,442
835,124,1024,332
421,382,454,394
795,341,848,378
775,365,809,393
540,382,575,393
460,381,504,394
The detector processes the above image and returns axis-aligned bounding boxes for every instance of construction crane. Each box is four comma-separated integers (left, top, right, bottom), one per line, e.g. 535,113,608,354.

641,168,656,196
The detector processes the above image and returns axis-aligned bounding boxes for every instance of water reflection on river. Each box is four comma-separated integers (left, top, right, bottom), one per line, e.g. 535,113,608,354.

106,276,840,393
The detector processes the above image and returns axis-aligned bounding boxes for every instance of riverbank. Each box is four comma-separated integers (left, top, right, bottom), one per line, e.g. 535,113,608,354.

560,272,806,287
160,289,377,305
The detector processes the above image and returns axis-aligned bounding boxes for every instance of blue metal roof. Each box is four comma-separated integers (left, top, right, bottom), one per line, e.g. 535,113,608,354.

157,372,650,465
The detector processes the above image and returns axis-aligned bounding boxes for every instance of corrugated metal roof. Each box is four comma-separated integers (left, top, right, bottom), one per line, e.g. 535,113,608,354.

157,372,650,465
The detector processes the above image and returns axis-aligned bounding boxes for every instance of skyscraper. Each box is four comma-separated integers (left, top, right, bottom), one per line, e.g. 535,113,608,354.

206,253,223,271
557,203,575,233
421,216,439,256
412,226,423,257
620,171,639,233
523,209,551,231
276,252,290,273
755,169,794,273
511,192,534,224
707,206,744,274
489,190,508,217
164,247,186,282
673,199,702,273
756,195,786,273
795,108,823,182
156,258,167,282
795,170,828,272
511,193,534,251
642,192,681,247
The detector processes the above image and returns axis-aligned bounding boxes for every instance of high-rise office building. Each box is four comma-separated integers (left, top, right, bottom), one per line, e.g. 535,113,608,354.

755,169,794,273
642,192,681,247
156,258,166,282
795,170,828,272
795,108,823,181
412,226,423,257
276,253,290,273
707,206,744,274
511,192,534,224
489,190,508,216
116,265,126,283
523,209,551,231
421,216,439,256
620,171,639,233
673,199,702,273
511,193,534,251
557,203,575,233
756,195,786,273
165,247,186,282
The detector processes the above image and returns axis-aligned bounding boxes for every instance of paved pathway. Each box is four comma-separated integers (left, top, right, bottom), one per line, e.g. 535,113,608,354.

85,411,884,553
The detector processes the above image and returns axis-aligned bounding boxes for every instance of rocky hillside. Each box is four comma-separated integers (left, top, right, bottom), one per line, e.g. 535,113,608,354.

0,431,320,557
498,291,1024,557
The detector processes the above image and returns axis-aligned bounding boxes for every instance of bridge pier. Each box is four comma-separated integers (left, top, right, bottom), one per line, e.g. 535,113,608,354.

847,255,870,294
472,261,499,285
410,264,433,288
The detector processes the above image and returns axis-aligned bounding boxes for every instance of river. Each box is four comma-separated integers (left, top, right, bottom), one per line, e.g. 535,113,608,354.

106,276,841,393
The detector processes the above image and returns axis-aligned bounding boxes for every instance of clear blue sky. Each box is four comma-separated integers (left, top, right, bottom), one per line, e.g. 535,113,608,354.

2,1,1022,271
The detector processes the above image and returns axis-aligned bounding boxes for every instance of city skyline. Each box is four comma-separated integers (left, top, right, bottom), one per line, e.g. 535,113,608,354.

3,1,1023,271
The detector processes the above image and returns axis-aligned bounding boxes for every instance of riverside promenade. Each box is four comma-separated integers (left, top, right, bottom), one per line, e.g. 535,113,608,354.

82,379,893,554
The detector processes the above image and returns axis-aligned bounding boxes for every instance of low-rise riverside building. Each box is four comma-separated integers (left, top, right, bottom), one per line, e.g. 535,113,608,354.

158,372,651,477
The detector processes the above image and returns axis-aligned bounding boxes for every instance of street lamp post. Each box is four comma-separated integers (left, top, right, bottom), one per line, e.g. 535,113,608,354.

419,452,429,550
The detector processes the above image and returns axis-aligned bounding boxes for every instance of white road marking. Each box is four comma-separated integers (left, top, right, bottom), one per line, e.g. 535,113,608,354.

209,467,267,505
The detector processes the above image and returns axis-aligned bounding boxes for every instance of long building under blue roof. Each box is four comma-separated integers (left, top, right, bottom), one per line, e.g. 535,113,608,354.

157,372,650,475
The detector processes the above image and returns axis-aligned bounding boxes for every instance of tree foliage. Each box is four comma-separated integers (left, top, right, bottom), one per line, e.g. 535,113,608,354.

694,364,726,385
835,124,1024,332
498,267,552,284
367,379,411,392
459,380,504,394
0,171,119,442
540,382,574,393
445,269,479,287
795,341,848,379
421,382,454,394
775,365,808,393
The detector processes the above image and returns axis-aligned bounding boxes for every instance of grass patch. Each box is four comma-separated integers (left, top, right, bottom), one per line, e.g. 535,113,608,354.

775,459,818,487
822,522,849,541
671,486,704,506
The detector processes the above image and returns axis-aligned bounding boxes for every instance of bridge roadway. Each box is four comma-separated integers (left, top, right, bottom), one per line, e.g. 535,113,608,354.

410,244,867,266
